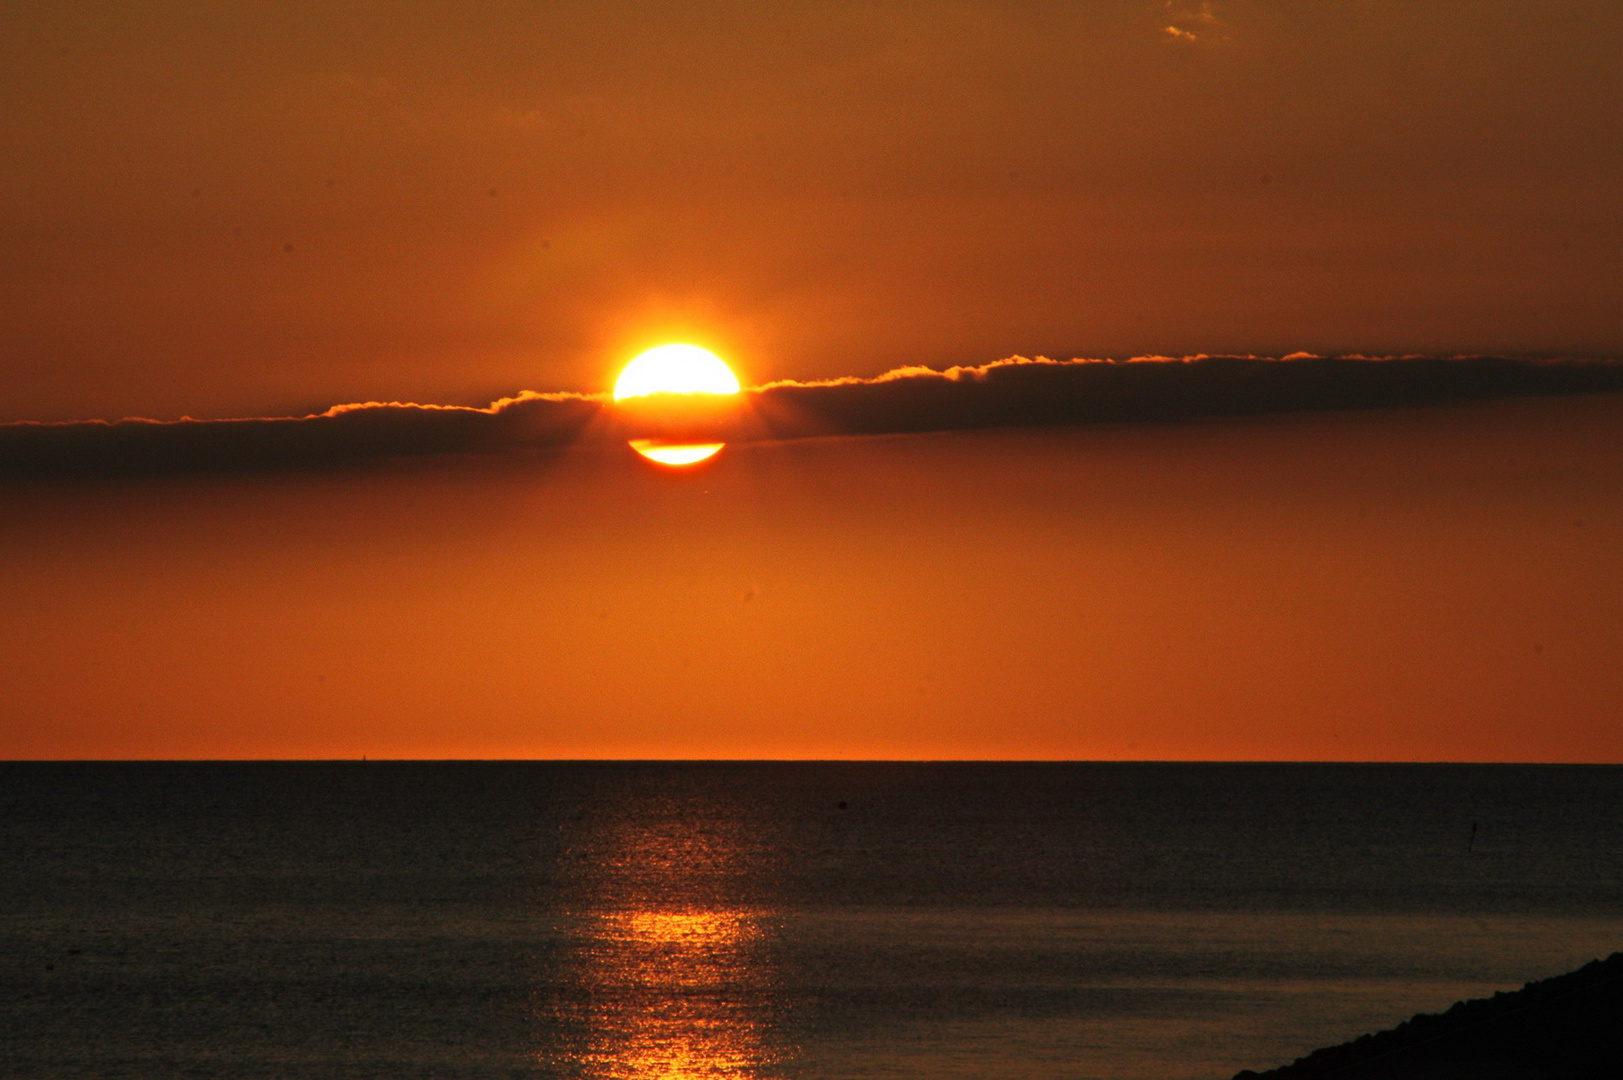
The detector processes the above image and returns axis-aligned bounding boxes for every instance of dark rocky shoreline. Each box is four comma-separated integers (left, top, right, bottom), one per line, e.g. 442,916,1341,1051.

1235,952,1623,1079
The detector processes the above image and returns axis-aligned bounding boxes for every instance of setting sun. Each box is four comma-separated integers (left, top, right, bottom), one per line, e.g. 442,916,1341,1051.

626,440,724,466
613,344,741,401
614,345,740,466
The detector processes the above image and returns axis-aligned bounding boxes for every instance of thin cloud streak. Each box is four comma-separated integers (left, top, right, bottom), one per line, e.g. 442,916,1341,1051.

2,356,1621,478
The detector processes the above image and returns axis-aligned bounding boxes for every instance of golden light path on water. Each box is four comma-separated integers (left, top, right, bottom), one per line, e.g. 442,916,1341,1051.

577,908,774,1079
545,794,784,1080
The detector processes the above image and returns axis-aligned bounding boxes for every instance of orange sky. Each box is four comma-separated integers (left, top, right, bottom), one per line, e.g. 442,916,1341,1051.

3,394,1620,761
4,3,1622,760
3,1,1621,420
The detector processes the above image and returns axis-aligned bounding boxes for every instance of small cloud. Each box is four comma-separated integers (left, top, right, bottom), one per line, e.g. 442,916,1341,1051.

1162,1,1230,44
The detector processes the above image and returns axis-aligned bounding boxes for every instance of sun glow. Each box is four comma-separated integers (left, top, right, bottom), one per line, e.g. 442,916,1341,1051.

613,344,741,401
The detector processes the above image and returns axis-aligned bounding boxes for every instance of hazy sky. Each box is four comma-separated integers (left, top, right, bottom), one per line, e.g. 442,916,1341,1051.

4,1,1620,419
3,395,1620,761
4,2,1622,761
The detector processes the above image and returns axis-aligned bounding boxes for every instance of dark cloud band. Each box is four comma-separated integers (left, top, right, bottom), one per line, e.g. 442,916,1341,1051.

0,394,601,479
747,355,1623,438
3,356,1620,478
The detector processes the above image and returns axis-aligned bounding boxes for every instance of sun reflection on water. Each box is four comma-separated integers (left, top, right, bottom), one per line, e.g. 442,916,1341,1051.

545,808,787,1080
618,910,753,951
576,907,777,1079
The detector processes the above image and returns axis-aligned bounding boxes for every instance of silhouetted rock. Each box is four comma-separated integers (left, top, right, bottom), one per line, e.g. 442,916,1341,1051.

1234,952,1623,1080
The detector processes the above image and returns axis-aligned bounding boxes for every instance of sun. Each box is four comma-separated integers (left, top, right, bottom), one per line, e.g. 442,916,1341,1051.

627,439,726,466
614,345,741,467
613,344,741,401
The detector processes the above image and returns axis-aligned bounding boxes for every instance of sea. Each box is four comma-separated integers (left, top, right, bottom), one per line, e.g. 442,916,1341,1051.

3,762,1622,1080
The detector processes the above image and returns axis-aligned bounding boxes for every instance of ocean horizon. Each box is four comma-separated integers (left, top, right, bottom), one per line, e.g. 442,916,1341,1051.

5,761,1621,1079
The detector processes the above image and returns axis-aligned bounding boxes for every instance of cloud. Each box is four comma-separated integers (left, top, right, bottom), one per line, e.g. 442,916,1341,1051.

0,392,601,479
1163,1,1229,44
742,355,1623,441
2,356,1621,479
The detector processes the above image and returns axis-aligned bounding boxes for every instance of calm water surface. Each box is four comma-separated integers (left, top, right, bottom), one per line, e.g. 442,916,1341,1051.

3,763,1622,1079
